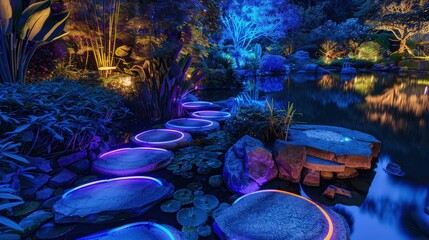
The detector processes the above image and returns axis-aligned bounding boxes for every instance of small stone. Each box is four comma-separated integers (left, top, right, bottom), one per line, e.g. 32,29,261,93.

36,221,77,240
20,173,50,198
42,196,61,208
69,159,90,173
27,157,52,173
19,210,53,235
57,151,87,167
336,167,359,179
13,201,40,217
322,185,352,199
35,188,55,200
48,169,77,188
320,171,334,180
302,169,320,187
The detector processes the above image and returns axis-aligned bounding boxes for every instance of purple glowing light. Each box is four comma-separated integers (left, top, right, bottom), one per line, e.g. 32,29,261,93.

191,110,231,120
99,147,168,159
166,118,214,128
77,222,176,240
133,129,185,144
182,101,214,109
62,176,163,199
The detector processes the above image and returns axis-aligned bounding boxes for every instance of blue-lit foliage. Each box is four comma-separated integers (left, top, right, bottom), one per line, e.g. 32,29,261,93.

220,0,301,67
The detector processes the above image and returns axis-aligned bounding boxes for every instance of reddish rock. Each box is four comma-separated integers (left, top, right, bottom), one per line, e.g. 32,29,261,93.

302,168,320,187
336,167,359,179
322,185,352,199
273,140,306,183
320,171,334,180
304,156,345,172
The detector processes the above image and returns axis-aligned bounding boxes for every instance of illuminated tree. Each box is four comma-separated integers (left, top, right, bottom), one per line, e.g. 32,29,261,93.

220,0,301,52
368,0,429,54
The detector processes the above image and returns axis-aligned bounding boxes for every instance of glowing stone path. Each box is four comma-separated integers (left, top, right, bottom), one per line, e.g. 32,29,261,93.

213,190,349,240
190,110,231,121
182,101,221,112
77,222,181,240
165,118,219,135
92,147,174,176
132,129,192,150
53,176,174,223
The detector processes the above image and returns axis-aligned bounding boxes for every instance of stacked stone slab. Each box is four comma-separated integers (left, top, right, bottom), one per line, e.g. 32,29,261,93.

223,125,381,193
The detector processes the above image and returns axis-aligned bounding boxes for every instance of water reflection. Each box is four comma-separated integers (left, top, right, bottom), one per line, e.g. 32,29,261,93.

244,71,429,239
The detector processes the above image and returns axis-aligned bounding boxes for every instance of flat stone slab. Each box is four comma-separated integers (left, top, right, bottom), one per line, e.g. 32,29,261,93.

190,110,231,121
92,147,173,176
77,222,180,240
213,190,349,240
132,129,192,150
53,176,174,223
288,125,381,169
165,118,219,135
304,156,345,172
182,101,221,112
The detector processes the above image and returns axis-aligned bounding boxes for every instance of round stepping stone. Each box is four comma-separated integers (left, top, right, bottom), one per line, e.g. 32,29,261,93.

53,176,174,223
190,110,231,121
92,147,173,176
132,129,192,150
77,222,180,240
182,101,221,112
165,118,219,135
213,189,350,240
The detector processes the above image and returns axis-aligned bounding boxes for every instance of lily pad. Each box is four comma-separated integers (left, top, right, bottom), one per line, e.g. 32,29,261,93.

187,182,203,191
176,207,208,227
197,225,212,237
206,159,222,168
160,200,182,213
212,203,231,219
197,166,212,175
174,189,193,205
209,175,223,188
181,230,199,240
193,195,219,212
181,172,194,179
194,190,204,196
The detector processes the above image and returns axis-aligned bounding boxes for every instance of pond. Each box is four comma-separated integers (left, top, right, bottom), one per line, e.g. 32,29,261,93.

250,71,429,240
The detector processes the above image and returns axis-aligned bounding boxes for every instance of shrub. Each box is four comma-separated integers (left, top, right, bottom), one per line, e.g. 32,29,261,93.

224,100,299,143
258,54,286,72
202,69,240,88
357,41,381,62
350,59,374,69
389,53,405,65
398,60,419,70
126,52,206,120
0,79,130,157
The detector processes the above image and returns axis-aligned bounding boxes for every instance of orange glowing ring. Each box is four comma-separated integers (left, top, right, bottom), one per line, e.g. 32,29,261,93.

234,189,334,240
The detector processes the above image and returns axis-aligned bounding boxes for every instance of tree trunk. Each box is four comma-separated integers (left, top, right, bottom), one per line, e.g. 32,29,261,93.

398,39,407,54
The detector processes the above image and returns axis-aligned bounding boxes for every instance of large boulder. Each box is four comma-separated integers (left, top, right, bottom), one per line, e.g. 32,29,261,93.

273,140,306,183
223,135,278,194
